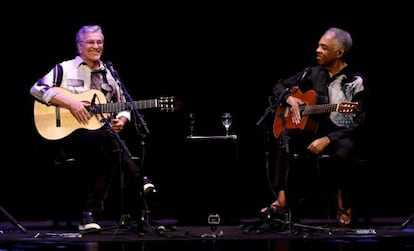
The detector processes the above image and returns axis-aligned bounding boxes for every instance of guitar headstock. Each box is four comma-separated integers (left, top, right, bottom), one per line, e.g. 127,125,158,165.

158,96,179,112
338,102,359,113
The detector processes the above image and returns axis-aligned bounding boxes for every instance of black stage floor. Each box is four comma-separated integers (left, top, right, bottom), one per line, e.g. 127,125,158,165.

0,216,413,251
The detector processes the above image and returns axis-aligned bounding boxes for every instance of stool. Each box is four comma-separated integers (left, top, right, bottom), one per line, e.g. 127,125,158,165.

285,152,368,223
285,153,333,220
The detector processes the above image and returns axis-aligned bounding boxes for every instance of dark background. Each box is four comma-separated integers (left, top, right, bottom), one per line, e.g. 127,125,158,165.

2,4,412,224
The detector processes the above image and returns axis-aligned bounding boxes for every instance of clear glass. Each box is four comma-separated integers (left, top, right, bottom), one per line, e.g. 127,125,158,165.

221,113,232,136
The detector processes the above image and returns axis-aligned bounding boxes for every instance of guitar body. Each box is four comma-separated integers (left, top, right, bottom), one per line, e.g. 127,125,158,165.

273,88,318,138
33,88,109,140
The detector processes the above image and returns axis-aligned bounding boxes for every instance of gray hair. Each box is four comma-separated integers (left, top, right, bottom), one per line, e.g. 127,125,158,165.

325,27,353,56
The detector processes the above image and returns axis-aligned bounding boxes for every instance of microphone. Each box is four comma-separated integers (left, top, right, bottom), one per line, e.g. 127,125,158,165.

299,66,311,82
105,60,120,81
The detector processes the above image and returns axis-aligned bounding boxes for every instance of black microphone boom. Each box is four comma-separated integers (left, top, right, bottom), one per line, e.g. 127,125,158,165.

105,60,150,134
106,60,120,81
299,66,311,82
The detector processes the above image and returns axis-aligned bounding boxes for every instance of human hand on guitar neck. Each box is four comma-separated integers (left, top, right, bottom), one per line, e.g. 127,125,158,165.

286,95,330,154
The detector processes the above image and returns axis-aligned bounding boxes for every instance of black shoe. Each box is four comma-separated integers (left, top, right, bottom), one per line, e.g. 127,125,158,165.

78,211,101,231
143,176,156,194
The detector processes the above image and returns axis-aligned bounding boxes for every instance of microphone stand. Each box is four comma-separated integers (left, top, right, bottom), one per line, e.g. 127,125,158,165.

401,212,414,229
256,102,278,126
82,63,150,236
0,205,26,233
256,66,309,126
95,114,162,236
244,89,289,232
105,61,150,135
117,78,150,172
103,62,168,236
119,82,150,135
256,88,290,126
79,107,146,235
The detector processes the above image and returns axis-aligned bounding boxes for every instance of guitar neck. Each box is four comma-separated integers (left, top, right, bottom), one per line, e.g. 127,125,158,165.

95,99,159,113
302,103,339,116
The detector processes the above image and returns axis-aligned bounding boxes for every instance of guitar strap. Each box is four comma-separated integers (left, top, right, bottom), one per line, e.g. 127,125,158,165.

52,64,63,87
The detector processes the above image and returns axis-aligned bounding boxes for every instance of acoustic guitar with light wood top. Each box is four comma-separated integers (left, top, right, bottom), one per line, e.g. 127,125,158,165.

33,87,176,140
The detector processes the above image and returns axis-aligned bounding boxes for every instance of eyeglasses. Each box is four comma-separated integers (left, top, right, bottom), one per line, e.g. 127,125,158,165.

83,40,104,46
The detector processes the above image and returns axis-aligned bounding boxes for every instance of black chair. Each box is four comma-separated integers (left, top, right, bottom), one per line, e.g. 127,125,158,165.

285,151,368,225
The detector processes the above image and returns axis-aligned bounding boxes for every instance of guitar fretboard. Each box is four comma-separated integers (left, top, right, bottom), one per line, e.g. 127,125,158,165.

302,104,338,115
94,100,160,114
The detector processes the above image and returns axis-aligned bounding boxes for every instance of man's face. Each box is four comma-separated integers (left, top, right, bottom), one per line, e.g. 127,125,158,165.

78,32,104,64
316,32,341,67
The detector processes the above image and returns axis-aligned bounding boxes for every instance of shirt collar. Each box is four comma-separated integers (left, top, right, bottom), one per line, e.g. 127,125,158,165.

75,56,105,71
